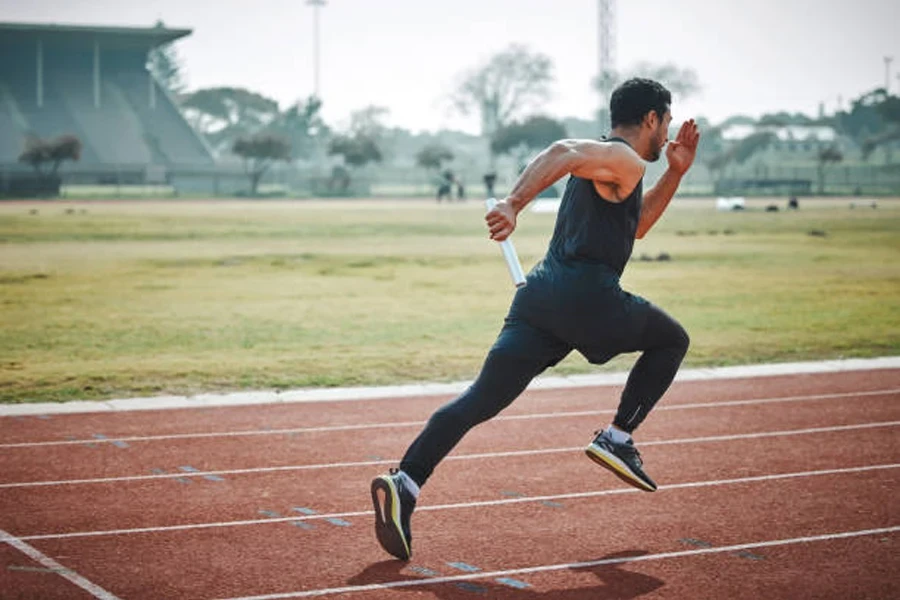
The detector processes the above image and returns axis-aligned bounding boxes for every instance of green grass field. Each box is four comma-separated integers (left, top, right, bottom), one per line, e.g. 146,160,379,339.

1,196,898,403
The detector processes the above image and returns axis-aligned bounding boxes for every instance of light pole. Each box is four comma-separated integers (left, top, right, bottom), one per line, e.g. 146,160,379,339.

307,0,326,99
885,56,893,93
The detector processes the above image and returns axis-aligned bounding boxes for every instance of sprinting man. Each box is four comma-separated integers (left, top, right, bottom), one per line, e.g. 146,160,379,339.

371,78,700,560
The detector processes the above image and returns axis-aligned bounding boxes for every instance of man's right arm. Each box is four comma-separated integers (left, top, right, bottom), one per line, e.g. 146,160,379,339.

486,140,643,242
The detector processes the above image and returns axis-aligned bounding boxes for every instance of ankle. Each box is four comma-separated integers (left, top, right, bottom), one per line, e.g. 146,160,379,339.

606,425,632,444
397,470,421,499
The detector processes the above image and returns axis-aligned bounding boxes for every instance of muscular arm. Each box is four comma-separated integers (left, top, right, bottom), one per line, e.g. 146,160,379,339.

636,118,701,239
637,169,682,239
487,139,643,241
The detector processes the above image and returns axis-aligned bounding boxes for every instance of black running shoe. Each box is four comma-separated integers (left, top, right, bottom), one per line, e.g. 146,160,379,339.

585,430,658,492
371,469,417,560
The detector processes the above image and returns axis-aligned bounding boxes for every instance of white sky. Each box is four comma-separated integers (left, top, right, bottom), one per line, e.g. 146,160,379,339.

2,0,899,134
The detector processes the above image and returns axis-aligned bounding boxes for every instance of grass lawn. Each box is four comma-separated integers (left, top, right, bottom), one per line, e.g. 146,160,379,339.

1,196,898,403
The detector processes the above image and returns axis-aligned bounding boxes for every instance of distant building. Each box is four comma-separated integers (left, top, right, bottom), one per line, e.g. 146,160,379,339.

721,123,841,153
0,21,216,189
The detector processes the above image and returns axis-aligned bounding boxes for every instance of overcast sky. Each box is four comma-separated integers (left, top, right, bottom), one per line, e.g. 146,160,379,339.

2,0,898,134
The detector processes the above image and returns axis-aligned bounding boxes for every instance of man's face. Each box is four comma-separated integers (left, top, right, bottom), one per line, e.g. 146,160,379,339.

646,110,672,162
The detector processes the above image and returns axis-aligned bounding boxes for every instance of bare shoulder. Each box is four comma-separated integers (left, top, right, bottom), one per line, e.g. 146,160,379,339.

559,139,644,200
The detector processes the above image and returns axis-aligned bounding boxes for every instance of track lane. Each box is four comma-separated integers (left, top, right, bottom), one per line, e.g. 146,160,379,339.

19,470,898,600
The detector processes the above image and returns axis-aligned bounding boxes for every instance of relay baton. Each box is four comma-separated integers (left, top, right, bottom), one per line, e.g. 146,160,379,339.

485,197,527,288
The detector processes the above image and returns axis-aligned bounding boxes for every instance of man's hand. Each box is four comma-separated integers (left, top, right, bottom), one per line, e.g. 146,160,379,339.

486,199,517,242
665,119,700,175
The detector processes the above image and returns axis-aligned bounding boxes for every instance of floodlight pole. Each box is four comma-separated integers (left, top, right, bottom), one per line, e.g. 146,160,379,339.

308,0,326,99
885,56,893,93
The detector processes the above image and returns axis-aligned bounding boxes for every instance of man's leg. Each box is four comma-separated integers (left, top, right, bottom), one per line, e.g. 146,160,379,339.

613,303,690,433
371,318,570,560
584,300,689,492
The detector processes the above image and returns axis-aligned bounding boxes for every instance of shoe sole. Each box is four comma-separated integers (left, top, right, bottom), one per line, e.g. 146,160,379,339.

585,444,657,492
370,476,411,560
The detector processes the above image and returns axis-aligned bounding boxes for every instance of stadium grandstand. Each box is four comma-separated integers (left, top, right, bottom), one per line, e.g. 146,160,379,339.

0,21,245,195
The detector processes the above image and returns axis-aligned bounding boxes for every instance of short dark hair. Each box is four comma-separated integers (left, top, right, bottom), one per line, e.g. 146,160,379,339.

609,78,672,128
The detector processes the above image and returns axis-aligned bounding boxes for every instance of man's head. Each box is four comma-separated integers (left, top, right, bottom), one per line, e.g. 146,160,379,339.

609,78,672,162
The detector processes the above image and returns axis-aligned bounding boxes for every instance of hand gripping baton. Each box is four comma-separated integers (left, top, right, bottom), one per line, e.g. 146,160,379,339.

485,197,527,288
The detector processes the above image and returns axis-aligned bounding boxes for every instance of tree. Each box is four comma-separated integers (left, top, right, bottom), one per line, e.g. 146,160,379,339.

835,88,900,160
415,144,454,171
265,95,328,160
625,62,701,100
817,146,843,194
19,134,82,175
593,62,701,130
328,134,382,168
450,45,554,141
232,133,291,196
181,87,280,152
491,116,567,169
147,20,186,94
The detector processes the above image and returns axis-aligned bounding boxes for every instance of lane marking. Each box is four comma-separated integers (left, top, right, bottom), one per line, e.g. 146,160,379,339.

3,356,898,416
2,388,896,450
2,420,897,489
215,526,900,599
0,528,121,600
16,463,900,542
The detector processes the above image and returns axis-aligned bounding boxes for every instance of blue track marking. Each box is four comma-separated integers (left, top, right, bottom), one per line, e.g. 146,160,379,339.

500,490,526,498
259,510,282,518
446,562,481,573
734,550,766,561
293,507,318,515
291,521,315,530
496,577,531,589
407,566,439,577
326,518,351,527
455,582,487,594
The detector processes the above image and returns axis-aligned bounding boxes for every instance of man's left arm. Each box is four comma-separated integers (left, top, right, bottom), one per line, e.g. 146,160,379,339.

636,119,700,239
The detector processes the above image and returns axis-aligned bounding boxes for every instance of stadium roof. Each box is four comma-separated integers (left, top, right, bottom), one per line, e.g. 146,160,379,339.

0,22,191,49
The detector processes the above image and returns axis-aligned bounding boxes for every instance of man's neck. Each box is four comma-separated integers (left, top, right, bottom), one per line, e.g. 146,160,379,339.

608,127,642,153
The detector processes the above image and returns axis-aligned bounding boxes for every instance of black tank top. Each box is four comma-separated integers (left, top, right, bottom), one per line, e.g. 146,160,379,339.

546,139,643,276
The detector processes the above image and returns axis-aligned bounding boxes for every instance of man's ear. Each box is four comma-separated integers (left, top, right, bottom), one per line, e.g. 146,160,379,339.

643,110,659,130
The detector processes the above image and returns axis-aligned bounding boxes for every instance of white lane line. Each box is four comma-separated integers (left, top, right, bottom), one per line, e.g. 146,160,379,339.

4,356,898,416
2,420,898,489
3,388,897,450
217,525,900,599
0,528,121,600
17,463,900,542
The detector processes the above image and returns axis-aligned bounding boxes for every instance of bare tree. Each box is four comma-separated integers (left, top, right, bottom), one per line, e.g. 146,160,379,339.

450,45,554,141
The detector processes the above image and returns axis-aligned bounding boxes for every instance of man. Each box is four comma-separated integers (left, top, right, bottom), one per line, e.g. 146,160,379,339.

371,78,700,561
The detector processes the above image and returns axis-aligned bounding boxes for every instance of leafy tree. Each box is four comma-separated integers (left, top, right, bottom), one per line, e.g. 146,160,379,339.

450,45,554,140
181,87,280,152
817,146,843,194
265,95,328,160
491,116,566,168
232,133,291,196
19,134,82,175
328,134,382,169
147,20,186,94
415,144,454,171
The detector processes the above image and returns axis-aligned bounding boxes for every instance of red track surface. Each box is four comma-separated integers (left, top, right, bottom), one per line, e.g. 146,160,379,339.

1,369,898,599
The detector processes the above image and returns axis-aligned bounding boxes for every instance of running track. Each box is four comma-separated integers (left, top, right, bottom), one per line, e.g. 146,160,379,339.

1,360,898,599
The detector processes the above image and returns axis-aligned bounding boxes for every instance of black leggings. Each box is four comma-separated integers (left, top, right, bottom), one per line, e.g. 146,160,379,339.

400,299,689,487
